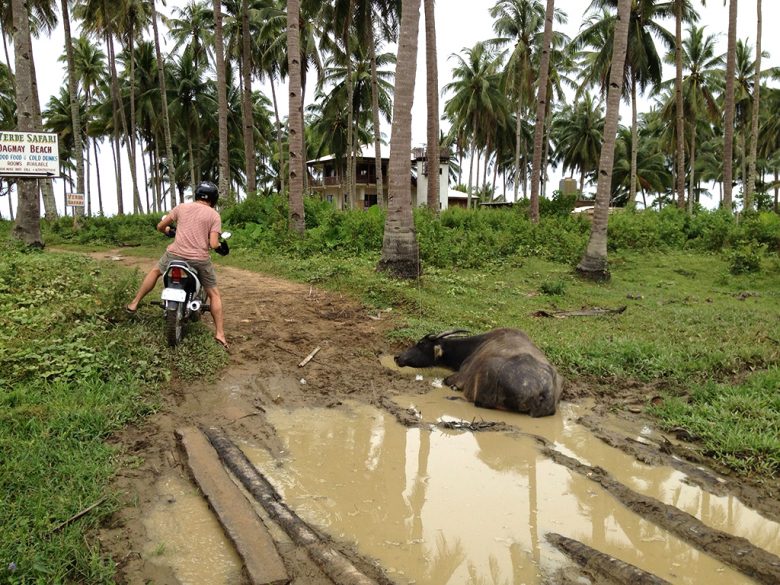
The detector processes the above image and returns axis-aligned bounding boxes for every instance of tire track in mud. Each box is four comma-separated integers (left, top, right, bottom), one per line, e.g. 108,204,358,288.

378,397,780,585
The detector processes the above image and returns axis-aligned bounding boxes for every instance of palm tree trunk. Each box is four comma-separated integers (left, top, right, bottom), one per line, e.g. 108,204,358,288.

152,0,177,209
128,23,143,213
61,0,84,216
529,0,554,223
369,31,384,206
241,0,257,194
10,0,42,246
675,0,686,209
513,100,522,201
467,137,475,209
187,135,196,193
378,0,421,279
629,75,639,208
722,0,738,210
577,0,631,282
269,79,285,195
105,29,124,214
287,0,305,232
345,0,356,208
688,124,697,213
746,0,762,210
213,0,230,199
93,139,104,215
424,0,440,212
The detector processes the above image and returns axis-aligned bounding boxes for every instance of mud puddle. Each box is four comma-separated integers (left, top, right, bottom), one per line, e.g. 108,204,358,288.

142,473,243,584
239,397,758,585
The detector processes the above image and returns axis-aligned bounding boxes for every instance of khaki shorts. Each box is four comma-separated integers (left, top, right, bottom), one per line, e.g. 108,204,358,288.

158,251,218,289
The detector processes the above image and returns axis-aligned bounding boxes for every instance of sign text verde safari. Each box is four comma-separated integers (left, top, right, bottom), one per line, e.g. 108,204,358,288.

0,132,59,178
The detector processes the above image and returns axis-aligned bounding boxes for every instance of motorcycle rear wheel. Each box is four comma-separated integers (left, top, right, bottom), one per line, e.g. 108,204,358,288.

165,302,184,347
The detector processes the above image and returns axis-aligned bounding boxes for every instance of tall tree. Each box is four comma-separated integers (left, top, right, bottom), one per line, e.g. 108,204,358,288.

745,0,761,210
240,0,256,194
722,0,737,210
287,0,305,232
151,0,177,209
11,0,42,246
60,0,84,214
528,0,554,223
576,0,631,282
674,0,686,208
378,0,421,279
424,0,439,211
213,0,230,198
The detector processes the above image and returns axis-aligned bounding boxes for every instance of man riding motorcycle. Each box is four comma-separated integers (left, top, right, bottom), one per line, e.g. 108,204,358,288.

126,181,230,350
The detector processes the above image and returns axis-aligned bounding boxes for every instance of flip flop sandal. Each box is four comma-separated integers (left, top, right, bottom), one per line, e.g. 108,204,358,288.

125,306,137,316
215,338,230,351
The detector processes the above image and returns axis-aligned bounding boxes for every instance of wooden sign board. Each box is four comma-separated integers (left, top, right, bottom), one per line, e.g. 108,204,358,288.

0,131,59,177
66,193,84,207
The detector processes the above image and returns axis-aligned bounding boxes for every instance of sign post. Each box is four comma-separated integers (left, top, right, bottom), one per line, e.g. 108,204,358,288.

0,131,59,178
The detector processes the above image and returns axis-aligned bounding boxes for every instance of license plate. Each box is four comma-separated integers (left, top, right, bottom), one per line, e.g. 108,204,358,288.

161,288,186,302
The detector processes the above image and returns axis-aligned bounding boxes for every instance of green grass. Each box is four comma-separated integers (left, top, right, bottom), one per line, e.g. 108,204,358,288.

0,245,226,583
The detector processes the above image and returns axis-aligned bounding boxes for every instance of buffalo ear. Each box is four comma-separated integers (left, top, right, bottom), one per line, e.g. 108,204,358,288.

434,344,443,359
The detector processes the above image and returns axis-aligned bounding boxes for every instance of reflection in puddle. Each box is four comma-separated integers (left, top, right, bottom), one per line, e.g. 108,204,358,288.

143,474,242,585
242,391,770,585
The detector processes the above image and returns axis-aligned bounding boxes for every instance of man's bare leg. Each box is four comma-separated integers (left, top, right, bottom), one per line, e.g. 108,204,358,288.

127,267,162,311
205,287,227,347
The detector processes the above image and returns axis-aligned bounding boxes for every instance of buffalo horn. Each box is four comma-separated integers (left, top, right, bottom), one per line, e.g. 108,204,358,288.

435,329,470,340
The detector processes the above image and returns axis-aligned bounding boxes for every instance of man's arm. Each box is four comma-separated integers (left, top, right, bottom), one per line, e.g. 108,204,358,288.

209,230,220,249
157,214,175,235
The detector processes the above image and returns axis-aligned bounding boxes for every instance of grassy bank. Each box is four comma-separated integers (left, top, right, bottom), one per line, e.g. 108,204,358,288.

0,241,226,583
36,204,780,477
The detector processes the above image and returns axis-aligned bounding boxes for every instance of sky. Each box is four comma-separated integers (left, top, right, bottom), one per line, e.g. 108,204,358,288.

2,0,778,218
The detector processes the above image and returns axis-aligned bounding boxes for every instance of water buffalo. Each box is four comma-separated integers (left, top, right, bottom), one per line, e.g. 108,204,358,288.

395,328,562,417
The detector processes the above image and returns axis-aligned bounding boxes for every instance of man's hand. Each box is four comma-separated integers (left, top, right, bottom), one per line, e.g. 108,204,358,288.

165,227,176,238
215,240,230,256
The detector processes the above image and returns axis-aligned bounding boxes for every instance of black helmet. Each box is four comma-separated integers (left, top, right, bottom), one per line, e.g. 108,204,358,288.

194,181,219,206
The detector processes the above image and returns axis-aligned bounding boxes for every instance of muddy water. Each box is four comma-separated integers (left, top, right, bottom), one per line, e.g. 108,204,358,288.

243,393,763,585
142,473,243,584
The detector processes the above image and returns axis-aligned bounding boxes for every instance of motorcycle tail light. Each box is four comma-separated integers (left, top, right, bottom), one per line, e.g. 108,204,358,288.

170,267,183,283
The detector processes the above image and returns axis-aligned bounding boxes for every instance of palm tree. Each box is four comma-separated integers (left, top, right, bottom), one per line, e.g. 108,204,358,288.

746,0,762,210
722,0,737,210
166,0,214,69
659,25,721,210
550,94,604,193
489,0,546,201
287,0,305,232
213,0,230,198
674,0,685,208
10,0,42,246
576,0,631,282
528,0,555,223
442,42,508,208
240,0,256,194
378,0,421,279
424,0,439,211
575,0,679,210
60,0,84,215
151,0,177,209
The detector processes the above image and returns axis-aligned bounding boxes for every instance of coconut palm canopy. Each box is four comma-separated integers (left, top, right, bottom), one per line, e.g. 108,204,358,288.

1,0,777,222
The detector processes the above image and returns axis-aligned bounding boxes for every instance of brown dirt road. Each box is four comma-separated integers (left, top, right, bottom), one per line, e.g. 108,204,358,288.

91,252,779,585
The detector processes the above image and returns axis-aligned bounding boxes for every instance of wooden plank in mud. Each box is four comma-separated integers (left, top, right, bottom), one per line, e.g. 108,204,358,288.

547,533,671,585
176,426,289,585
204,426,381,585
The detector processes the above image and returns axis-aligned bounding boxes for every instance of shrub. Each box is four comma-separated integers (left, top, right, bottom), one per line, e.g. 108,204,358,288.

726,241,765,275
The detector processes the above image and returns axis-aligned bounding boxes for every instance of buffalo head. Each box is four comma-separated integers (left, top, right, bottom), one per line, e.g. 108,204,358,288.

394,330,470,368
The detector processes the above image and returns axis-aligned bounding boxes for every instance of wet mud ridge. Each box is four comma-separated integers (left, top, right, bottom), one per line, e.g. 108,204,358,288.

93,252,780,585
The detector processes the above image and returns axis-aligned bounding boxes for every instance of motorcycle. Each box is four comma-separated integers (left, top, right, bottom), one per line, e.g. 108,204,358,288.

159,230,231,347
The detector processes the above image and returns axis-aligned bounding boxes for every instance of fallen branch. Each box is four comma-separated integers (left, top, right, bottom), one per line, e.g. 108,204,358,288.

547,533,671,585
533,306,626,318
298,346,321,367
204,428,380,585
50,497,108,533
